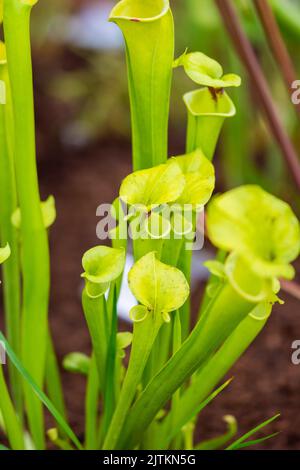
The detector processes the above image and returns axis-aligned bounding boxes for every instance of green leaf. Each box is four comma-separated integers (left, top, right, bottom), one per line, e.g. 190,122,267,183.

0,243,10,264
207,185,300,281
227,413,280,450
174,50,223,79
0,444,9,450
129,305,149,322
196,415,237,450
0,41,5,63
224,252,277,303
159,379,232,449
109,0,174,170
110,0,169,20
63,352,90,375
128,251,190,316
174,50,241,88
231,432,279,450
0,332,83,450
168,149,215,206
12,195,56,229
81,245,125,285
119,162,185,210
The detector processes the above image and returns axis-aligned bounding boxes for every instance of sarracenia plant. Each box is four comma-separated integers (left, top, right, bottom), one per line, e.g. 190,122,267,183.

0,0,299,452
109,0,174,170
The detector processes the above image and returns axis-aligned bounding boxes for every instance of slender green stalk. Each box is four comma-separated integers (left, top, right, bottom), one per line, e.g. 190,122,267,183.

184,88,236,161
178,89,235,336
195,416,237,450
109,0,174,170
102,286,118,436
159,305,271,448
118,283,255,449
170,310,182,449
103,312,163,450
45,333,67,433
82,289,108,388
0,48,22,417
0,366,24,450
3,0,50,449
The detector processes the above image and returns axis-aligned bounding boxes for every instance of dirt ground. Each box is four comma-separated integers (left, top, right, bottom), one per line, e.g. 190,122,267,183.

35,140,300,450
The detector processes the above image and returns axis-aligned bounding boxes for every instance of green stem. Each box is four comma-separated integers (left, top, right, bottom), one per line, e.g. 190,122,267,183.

118,283,255,449
0,365,24,450
103,312,163,450
0,55,22,418
4,0,50,449
102,286,118,436
270,0,300,39
110,0,174,170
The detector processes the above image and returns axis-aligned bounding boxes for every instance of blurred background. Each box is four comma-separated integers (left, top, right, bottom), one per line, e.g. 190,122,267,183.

9,0,300,449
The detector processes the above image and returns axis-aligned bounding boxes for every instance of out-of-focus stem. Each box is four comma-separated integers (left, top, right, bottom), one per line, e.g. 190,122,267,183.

215,0,300,190
103,312,163,450
0,46,22,419
254,0,300,116
118,283,255,449
4,0,50,449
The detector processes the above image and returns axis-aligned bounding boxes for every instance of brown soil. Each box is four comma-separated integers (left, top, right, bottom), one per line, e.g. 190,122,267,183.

35,141,300,450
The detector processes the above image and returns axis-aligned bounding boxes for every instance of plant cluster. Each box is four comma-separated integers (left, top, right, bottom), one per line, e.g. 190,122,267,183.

0,0,299,451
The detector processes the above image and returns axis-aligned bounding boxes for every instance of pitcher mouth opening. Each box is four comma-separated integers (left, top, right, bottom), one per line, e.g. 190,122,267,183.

183,88,236,117
109,0,170,23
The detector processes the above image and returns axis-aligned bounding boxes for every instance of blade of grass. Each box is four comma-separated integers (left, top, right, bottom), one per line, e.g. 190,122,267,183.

0,331,83,450
226,413,280,450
